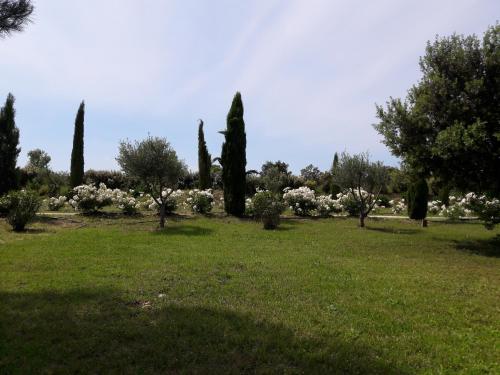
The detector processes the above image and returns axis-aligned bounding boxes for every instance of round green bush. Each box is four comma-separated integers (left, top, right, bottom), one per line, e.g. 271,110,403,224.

251,191,285,230
5,190,41,231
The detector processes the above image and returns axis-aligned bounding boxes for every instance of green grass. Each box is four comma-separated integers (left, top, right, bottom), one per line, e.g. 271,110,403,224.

1,215,499,374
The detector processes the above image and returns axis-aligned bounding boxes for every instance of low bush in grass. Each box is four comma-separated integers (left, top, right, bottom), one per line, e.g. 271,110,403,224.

47,196,67,211
4,190,41,231
283,187,317,216
69,183,115,213
250,190,285,229
144,189,183,215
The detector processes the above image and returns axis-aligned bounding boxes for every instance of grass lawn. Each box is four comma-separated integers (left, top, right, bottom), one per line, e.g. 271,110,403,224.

0,215,499,374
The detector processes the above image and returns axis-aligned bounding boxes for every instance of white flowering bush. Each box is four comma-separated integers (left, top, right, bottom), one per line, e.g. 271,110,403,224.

283,187,317,216
334,190,377,216
462,192,500,229
389,198,406,214
250,190,285,229
316,195,342,217
69,183,115,213
186,189,214,214
144,189,183,214
427,200,442,215
47,196,67,211
113,189,141,215
245,197,254,216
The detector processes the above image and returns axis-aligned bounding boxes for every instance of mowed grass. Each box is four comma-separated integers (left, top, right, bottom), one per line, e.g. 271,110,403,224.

0,215,499,374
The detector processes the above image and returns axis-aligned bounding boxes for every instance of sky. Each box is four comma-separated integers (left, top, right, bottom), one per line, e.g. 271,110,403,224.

1,0,498,173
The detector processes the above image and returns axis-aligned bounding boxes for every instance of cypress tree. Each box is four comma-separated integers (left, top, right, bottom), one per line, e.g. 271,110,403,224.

70,101,85,188
407,178,429,226
198,120,212,189
220,92,246,216
0,93,20,195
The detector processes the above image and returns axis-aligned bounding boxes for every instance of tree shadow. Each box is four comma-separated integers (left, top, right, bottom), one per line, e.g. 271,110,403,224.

0,289,406,374
152,224,214,237
452,235,500,258
365,227,420,235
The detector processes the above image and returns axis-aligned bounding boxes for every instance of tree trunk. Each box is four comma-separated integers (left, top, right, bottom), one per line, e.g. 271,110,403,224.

159,204,166,229
359,213,365,228
422,219,428,228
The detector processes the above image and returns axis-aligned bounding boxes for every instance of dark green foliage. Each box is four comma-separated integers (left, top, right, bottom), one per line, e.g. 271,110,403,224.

251,191,285,230
197,120,212,189
70,101,85,188
407,178,429,220
375,24,500,195
377,195,391,208
84,170,134,190
0,0,33,37
4,189,41,231
0,93,20,195
260,161,292,194
220,92,246,216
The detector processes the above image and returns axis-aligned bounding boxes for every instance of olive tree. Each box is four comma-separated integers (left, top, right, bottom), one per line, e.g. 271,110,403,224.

333,152,389,227
116,136,186,229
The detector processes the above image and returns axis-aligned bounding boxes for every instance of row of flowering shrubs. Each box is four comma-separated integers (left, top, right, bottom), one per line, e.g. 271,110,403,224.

46,183,218,215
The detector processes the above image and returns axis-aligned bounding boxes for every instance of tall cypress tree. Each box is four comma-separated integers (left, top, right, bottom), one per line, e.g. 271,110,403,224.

0,93,20,195
70,101,85,188
198,120,212,189
220,92,246,216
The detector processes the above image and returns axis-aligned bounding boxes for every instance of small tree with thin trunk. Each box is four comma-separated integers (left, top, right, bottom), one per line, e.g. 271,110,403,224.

116,136,186,229
407,178,429,227
333,152,389,227
70,101,85,188
198,119,212,189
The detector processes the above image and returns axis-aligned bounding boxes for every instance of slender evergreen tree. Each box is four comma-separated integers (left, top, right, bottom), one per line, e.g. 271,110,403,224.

220,92,246,216
198,120,212,189
0,93,20,195
407,178,429,227
70,101,85,188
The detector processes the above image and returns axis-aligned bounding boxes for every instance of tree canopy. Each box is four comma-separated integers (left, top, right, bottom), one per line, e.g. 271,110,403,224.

0,93,20,195
0,0,33,37
374,24,500,195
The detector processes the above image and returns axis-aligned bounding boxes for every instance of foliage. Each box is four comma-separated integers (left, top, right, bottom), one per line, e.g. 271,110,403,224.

407,178,428,221
375,24,500,195
283,186,317,216
315,194,341,217
332,152,389,226
462,193,500,229
4,189,41,231
70,101,85,188
47,196,67,211
0,0,33,37
250,190,285,229
300,164,322,183
144,189,183,214
0,93,20,195
220,92,247,216
198,120,212,189
0,194,10,216
113,189,141,215
186,189,214,214
26,149,51,173
260,161,292,194
69,183,115,213
116,136,186,227
390,198,406,214
84,170,133,190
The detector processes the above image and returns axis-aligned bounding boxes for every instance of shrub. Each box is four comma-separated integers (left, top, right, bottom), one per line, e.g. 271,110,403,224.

69,183,114,213
5,190,41,231
407,179,428,221
47,196,67,211
463,193,500,229
389,198,406,214
377,195,391,208
113,189,141,215
84,170,132,190
316,195,341,217
283,187,317,216
251,191,285,229
144,189,183,214
0,195,11,217
186,189,214,214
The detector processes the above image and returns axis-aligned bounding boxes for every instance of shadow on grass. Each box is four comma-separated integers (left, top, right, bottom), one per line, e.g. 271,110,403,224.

152,224,214,237
365,226,420,235
0,289,406,374
453,235,500,257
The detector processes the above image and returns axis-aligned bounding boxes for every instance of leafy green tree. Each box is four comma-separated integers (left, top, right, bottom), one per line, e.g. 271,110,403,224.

70,101,85,188
407,178,429,226
0,0,33,37
260,161,292,194
333,152,389,227
220,92,247,216
197,120,212,189
375,24,500,195
117,136,186,229
26,149,51,173
0,93,20,195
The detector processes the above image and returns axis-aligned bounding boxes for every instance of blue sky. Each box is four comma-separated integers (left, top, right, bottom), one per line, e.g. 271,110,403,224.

1,0,498,173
